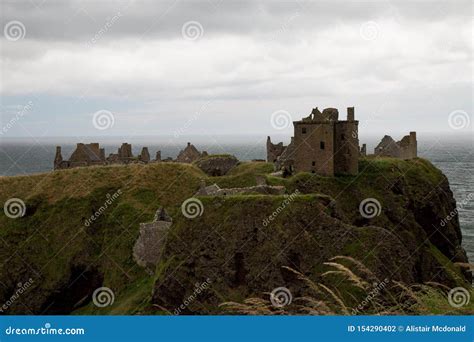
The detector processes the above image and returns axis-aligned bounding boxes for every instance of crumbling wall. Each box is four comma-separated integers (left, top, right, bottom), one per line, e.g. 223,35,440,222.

374,132,417,160
266,137,286,163
133,208,172,270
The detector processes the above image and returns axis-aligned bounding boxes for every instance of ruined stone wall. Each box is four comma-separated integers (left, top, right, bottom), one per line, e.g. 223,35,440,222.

374,136,401,158
374,133,417,160
266,137,286,163
293,122,334,176
399,132,417,159
334,120,359,175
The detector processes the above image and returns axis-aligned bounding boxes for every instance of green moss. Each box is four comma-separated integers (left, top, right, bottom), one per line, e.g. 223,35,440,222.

0,157,468,315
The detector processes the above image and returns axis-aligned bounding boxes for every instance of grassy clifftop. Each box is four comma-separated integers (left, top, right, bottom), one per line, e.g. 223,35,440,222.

0,158,471,315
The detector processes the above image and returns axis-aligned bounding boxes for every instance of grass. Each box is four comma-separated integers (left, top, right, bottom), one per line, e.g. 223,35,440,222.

220,256,474,315
0,157,471,315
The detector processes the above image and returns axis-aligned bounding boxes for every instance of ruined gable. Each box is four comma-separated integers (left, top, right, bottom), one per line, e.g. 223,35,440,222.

374,132,417,159
176,142,203,163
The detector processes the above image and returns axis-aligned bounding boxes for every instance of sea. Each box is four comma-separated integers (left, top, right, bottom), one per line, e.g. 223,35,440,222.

0,135,472,262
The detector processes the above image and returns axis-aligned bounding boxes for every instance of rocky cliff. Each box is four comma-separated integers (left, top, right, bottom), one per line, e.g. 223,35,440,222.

0,158,471,315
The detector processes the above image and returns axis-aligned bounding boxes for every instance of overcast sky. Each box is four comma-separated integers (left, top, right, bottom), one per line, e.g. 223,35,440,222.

0,0,472,141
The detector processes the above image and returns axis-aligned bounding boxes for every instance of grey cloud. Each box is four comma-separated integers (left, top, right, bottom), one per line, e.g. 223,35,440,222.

2,0,469,41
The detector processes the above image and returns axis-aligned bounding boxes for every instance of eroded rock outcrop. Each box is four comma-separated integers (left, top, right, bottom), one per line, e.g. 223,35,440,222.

194,155,239,176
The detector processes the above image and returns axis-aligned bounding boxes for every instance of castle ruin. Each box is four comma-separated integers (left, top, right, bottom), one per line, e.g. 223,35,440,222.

53,142,206,170
373,133,417,159
268,107,359,176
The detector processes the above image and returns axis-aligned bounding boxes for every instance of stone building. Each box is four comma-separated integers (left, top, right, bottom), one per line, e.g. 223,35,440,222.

374,132,417,159
267,106,359,176
54,142,157,170
176,142,207,163
54,143,105,169
54,141,210,170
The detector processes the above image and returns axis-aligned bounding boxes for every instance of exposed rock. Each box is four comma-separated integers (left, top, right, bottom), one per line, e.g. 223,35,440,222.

195,183,286,196
195,155,238,176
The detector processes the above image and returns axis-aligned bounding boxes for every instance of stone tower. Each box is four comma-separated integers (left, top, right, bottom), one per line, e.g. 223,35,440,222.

334,107,359,175
54,146,63,170
291,107,359,176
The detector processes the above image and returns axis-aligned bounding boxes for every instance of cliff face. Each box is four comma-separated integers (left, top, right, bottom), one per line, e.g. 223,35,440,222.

0,158,470,315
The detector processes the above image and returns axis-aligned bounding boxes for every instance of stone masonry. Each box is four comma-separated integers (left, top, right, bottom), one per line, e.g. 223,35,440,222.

133,207,172,270
373,132,417,159
53,141,208,170
268,106,359,176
